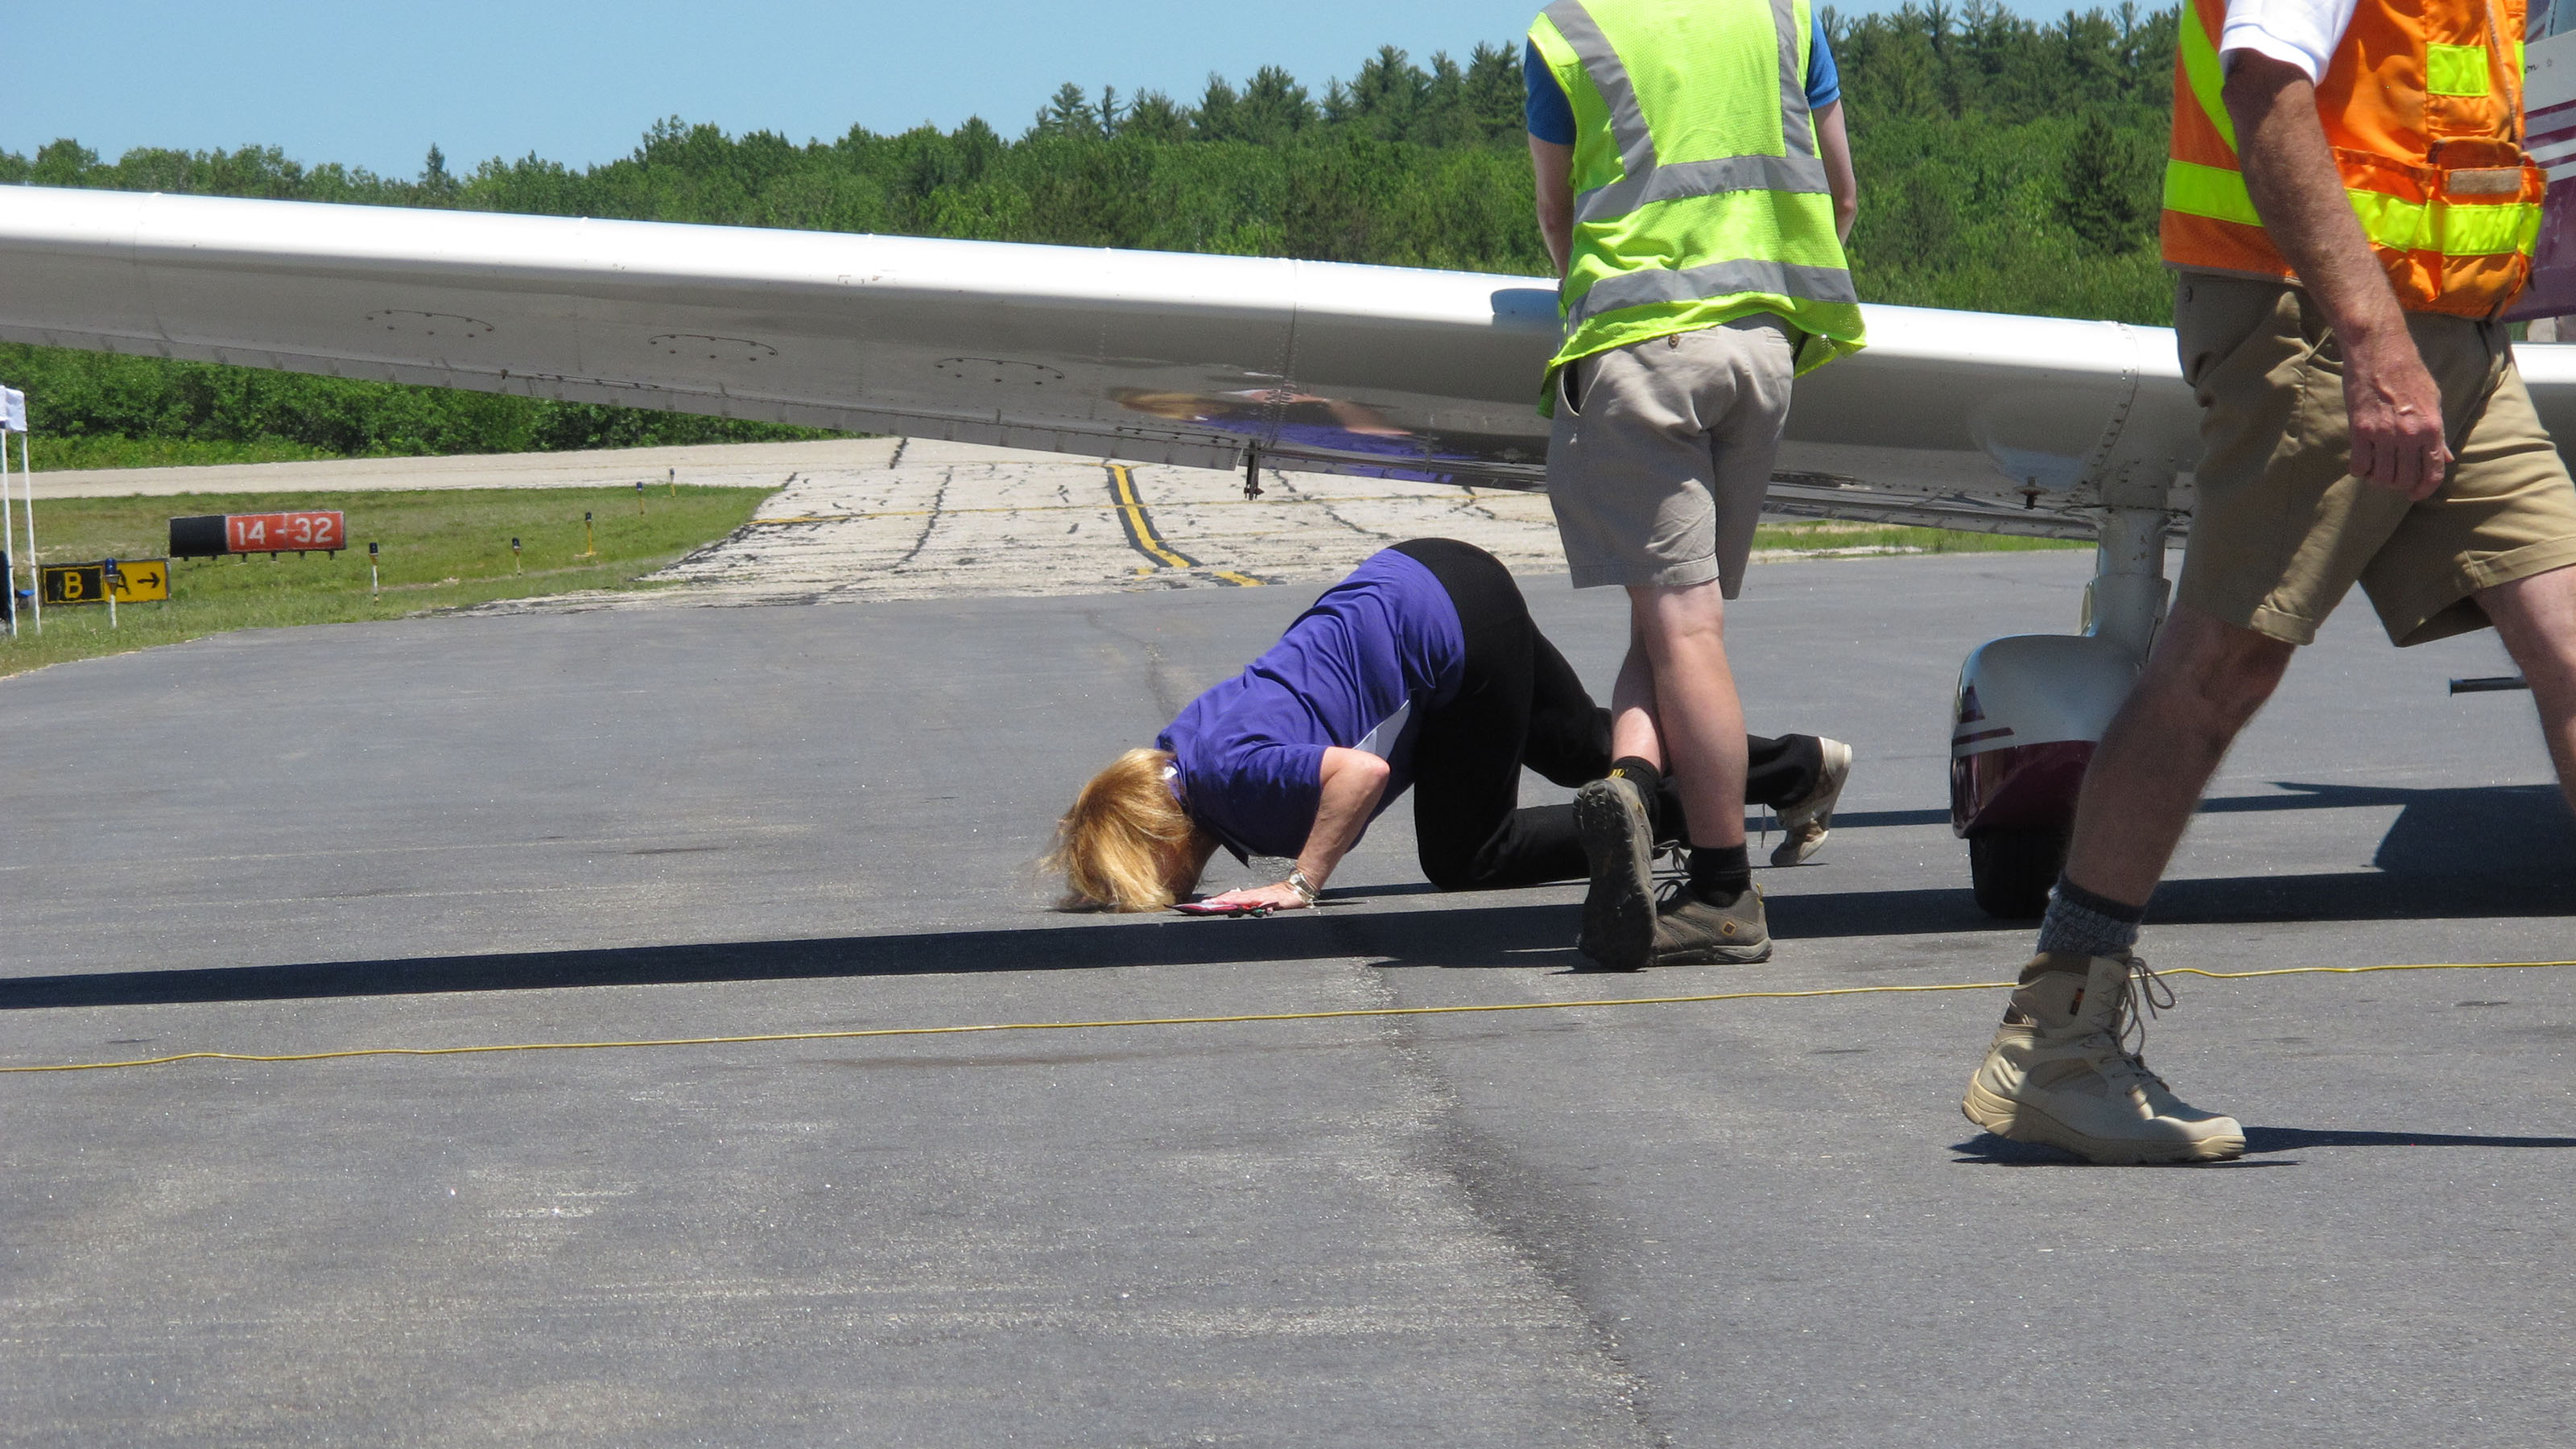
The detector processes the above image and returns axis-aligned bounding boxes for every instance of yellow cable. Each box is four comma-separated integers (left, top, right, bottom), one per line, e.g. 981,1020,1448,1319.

4,959,2570,1077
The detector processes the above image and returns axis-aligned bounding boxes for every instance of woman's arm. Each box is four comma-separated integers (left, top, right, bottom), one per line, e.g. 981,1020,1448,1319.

1198,747,1391,911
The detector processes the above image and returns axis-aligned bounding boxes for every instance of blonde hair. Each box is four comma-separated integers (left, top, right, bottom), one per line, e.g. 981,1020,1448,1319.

1047,748,1208,911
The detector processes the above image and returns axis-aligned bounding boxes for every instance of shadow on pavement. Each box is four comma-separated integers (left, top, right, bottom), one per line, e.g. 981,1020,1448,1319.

2241,1125,2576,1151
0,906,1588,1010
1946,1134,2289,1166
3,784,2566,1009
1951,1125,2576,1165
1782,779,2572,838
10,816,2576,1010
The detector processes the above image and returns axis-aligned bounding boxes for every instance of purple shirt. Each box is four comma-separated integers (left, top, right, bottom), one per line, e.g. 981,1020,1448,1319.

1158,549,1466,858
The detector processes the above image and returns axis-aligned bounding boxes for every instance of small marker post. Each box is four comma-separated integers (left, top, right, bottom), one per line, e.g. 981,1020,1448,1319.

667,467,677,497
580,511,597,559
510,537,522,574
101,558,118,630
0,417,12,641
368,541,381,601
635,480,646,516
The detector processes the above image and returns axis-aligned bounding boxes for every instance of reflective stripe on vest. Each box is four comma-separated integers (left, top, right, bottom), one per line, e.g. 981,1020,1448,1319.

2159,0,2544,316
1571,258,1860,327
2169,159,2543,257
1531,0,1864,390
1546,0,1831,224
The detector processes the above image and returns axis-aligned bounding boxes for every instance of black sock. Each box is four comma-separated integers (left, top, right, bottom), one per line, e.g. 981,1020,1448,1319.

1650,780,1690,847
1608,757,1664,832
1686,844,1752,900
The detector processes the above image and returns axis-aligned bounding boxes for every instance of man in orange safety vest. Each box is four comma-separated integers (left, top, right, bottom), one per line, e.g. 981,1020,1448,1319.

1963,0,2576,1164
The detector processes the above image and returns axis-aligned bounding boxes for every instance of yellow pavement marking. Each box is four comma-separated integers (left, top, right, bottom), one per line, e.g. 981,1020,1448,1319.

1104,464,1264,586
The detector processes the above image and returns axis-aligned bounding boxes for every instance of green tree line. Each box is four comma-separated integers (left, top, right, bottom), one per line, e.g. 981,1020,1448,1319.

0,3,2177,464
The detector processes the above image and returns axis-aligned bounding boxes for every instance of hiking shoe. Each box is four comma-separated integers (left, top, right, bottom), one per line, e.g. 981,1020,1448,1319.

1772,737,1852,867
1575,775,1656,971
1962,952,2245,1164
1649,879,1772,966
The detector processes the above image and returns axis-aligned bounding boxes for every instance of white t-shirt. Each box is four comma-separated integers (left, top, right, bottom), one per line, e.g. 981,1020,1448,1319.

2220,0,2360,82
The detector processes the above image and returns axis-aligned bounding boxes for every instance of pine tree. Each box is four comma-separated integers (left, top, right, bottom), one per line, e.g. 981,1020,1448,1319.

2059,109,2153,254
1032,84,1101,139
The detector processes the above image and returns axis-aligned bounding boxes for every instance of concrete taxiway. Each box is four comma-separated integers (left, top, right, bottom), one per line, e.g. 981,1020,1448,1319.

505,437,1572,609
2,546,2572,1446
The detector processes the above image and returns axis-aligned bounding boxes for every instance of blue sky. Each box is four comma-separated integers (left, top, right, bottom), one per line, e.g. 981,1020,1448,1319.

6,0,2095,178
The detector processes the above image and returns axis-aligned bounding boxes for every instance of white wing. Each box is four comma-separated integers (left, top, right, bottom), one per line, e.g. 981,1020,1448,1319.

4,184,2572,539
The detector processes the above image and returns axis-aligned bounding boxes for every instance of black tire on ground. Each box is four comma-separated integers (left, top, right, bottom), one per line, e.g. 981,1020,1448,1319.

1968,828,2067,919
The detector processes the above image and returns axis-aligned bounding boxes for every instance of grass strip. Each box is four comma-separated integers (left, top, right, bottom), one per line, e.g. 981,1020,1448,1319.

0,485,765,678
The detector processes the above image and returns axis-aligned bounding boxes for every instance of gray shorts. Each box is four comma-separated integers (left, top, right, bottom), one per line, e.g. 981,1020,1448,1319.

1545,315,1796,595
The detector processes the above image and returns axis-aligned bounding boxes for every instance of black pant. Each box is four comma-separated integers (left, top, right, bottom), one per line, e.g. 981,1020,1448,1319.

1390,539,1824,891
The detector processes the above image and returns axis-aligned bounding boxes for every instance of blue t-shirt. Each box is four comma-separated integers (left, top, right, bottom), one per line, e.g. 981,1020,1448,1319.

1157,550,1466,859
1524,19,1840,144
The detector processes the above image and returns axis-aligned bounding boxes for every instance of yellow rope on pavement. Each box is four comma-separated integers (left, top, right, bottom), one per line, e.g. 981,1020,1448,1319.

4,959,2570,1076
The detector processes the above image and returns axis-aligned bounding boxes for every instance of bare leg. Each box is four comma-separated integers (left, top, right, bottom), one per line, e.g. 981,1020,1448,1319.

2058,603,2293,905
1608,623,1661,766
2479,564,2576,812
1968,601,2267,1162
1627,580,1748,849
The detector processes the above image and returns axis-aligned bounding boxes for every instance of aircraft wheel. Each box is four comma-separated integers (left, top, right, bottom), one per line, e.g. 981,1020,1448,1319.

1968,828,2066,919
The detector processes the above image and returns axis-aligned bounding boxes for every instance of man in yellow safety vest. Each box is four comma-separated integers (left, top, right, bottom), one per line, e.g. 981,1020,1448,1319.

1525,0,1865,971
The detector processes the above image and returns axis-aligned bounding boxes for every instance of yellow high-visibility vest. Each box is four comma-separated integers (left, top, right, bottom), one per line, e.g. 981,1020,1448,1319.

1528,0,1865,401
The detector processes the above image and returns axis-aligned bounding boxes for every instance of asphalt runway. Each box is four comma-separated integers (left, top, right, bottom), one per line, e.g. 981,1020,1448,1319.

3,548,2572,1446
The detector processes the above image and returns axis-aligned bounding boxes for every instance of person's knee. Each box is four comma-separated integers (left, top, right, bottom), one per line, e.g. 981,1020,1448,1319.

2198,644,2289,730
2140,611,2290,740
1418,842,1480,892
1626,581,1726,663
2482,566,2576,679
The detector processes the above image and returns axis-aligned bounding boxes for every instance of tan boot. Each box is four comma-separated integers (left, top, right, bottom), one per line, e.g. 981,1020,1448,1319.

1962,952,2245,1164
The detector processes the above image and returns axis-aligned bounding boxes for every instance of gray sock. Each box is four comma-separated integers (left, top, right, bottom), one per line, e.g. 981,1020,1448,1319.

2033,876,2145,961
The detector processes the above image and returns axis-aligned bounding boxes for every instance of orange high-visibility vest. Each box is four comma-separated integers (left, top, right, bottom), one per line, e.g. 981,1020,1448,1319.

2162,0,2546,317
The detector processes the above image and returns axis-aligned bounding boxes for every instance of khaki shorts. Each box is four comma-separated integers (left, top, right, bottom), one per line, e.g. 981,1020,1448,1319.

2175,272,2576,646
1546,315,1795,595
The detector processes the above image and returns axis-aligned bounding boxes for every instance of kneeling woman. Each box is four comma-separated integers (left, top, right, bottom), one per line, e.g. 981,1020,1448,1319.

1050,539,1843,914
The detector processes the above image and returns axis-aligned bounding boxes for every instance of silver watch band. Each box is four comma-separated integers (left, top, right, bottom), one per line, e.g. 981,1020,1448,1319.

1286,869,1319,905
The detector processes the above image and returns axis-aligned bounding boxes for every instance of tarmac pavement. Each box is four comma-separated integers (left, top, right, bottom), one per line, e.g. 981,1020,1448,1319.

2,548,2573,1446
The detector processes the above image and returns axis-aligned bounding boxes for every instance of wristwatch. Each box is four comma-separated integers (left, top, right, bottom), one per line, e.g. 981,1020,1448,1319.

1286,869,1320,906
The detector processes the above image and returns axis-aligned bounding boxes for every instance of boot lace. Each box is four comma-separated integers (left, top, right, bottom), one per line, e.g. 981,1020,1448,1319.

2105,956,2179,1087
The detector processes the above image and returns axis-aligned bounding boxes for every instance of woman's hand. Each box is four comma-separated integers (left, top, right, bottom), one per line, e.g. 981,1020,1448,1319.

1198,881,1314,913
1186,748,1387,916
